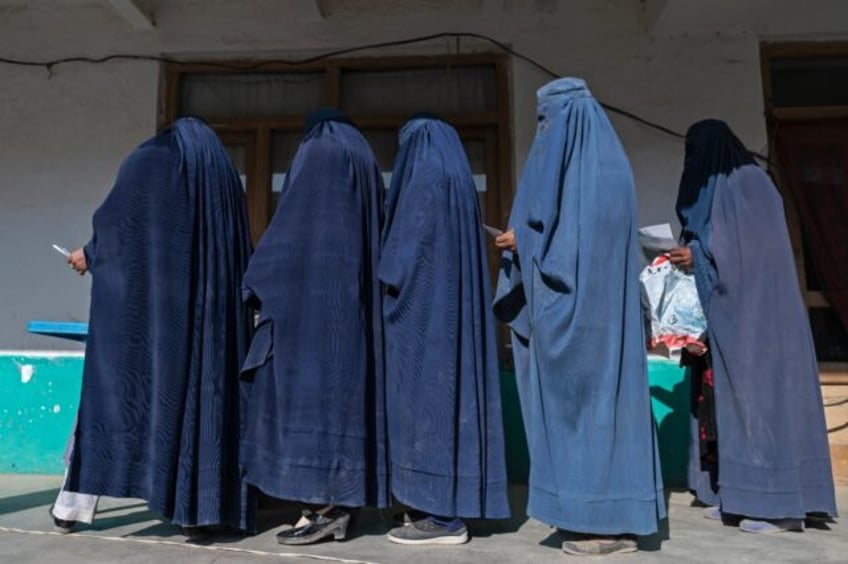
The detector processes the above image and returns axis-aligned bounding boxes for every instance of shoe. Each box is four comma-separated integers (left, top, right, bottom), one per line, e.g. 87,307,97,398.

181,525,213,540
387,516,469,545
561,536,638,556
805,512,832,524
391,509,426,527
49,506,76,534
739,518,804,534
703,506,721,521
276,509,350,545
278,511,313,532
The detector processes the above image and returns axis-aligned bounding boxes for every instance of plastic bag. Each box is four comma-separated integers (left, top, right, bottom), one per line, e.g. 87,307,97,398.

640,255,707,358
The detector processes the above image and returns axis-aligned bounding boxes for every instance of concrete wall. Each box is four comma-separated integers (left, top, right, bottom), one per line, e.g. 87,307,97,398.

0,0,825,349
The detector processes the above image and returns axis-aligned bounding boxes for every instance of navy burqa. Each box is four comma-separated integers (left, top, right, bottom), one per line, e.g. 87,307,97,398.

493,78,665,535
380,117,509,519
240,111,389,508
680,120,837,519
66,117,255,531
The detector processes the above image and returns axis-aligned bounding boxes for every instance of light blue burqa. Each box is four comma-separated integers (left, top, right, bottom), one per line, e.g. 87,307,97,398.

494,78,665,535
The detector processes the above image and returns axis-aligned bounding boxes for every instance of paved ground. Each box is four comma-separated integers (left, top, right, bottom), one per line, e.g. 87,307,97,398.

0,475,846,563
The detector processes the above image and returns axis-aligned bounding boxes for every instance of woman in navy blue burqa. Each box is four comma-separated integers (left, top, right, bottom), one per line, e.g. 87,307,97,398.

56,117,255,535
239,110,388,545
494,78,665,556
669,120,837,533
380,115,509,546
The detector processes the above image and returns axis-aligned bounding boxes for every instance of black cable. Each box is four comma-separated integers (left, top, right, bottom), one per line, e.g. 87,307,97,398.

1,30,770,161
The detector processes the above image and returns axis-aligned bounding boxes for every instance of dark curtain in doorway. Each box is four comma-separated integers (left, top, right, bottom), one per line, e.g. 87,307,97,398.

774,119,848,332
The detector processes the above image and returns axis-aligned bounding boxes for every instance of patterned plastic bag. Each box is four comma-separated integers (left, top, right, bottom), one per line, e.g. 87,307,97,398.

640,255,707,358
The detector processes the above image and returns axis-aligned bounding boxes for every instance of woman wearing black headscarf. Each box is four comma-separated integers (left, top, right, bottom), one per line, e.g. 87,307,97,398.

670,119,836,533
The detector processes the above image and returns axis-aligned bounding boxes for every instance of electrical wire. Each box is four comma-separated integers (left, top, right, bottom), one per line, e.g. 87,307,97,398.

0,31,770,161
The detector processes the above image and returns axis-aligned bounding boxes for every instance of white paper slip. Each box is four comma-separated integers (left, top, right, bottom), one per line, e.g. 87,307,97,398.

483,224,504,238
52,244,71,258
638,223,677,252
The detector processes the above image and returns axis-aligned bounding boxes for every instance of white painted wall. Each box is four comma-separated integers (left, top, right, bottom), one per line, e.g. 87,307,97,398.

0,0,840,348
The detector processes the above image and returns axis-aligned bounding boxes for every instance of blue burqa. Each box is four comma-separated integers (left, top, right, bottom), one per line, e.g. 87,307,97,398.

240,111,389,508
380,116,509,519
493,78,665,535
680,120,837,519
66,118,255,531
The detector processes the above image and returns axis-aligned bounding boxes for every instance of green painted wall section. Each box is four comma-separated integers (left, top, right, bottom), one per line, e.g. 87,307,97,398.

0,353,689,486
0,353,83,474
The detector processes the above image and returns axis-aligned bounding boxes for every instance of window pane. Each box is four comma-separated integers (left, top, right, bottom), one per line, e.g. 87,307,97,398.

802,230,825,292
360,129,398,187
809,307,848,362
770,57,848,107
341,66,496,115
222,144,248,190
181,73,325,118
271,131,303,210
462,139,488,222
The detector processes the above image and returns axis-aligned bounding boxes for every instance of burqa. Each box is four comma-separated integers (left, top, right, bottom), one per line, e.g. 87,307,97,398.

240,110,389,508
66,117,255,531
680,119,837,520
493,78,665,535
380,116,510,519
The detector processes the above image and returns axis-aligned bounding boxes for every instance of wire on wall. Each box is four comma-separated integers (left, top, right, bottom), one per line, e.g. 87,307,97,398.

0,31,769,162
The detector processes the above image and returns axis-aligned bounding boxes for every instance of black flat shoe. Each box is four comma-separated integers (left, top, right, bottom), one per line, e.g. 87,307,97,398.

49,506,76,534
276,509,350,545
182,525,213,540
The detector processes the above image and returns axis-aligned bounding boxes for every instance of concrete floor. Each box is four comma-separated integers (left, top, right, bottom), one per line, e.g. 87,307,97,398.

0,475,846,563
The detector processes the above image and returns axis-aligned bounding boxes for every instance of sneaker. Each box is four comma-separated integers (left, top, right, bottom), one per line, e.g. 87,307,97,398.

739,518,804,534
392,510,426,528
562,536,638,556
703,506,722,521
387,516,469,545
49,506,76,534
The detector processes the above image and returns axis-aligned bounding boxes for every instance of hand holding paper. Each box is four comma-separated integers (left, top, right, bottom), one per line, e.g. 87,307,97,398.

483,224,504,238
52,244,71,258
638,223,677,252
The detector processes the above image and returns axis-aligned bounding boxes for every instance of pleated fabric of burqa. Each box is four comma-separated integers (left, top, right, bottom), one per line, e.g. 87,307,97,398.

679,119,837,520
66,117,255,531
239,110,389,509
494,78,666,535
380,116,510,519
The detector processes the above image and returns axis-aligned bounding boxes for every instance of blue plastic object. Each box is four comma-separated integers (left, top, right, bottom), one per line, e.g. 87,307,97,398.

27,321,89,342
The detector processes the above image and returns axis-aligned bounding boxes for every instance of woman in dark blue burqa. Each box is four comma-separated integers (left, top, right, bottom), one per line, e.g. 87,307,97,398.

56,117,255,535
239,109,388,545
670,119,837,533
493,78,665,556
380,115,509,546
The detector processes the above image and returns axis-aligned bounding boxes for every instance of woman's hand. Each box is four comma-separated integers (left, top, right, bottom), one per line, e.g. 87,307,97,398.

68,248,87,275
668,246,693,271
495,229,517,252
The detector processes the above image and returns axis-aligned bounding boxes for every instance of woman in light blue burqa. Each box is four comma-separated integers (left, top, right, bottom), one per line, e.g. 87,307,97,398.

494,78,665,556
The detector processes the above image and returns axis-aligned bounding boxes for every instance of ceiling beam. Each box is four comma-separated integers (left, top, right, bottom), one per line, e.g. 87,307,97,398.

107,0,154,30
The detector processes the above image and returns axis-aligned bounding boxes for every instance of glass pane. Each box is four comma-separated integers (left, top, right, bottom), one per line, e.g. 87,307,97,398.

360,129,398,187
462,139,488,223
181,72,325,118
223,144,248,190
809,307,848,362
770,57,848,107
801,230,825,292
341,66,496,115
271,131,303,210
